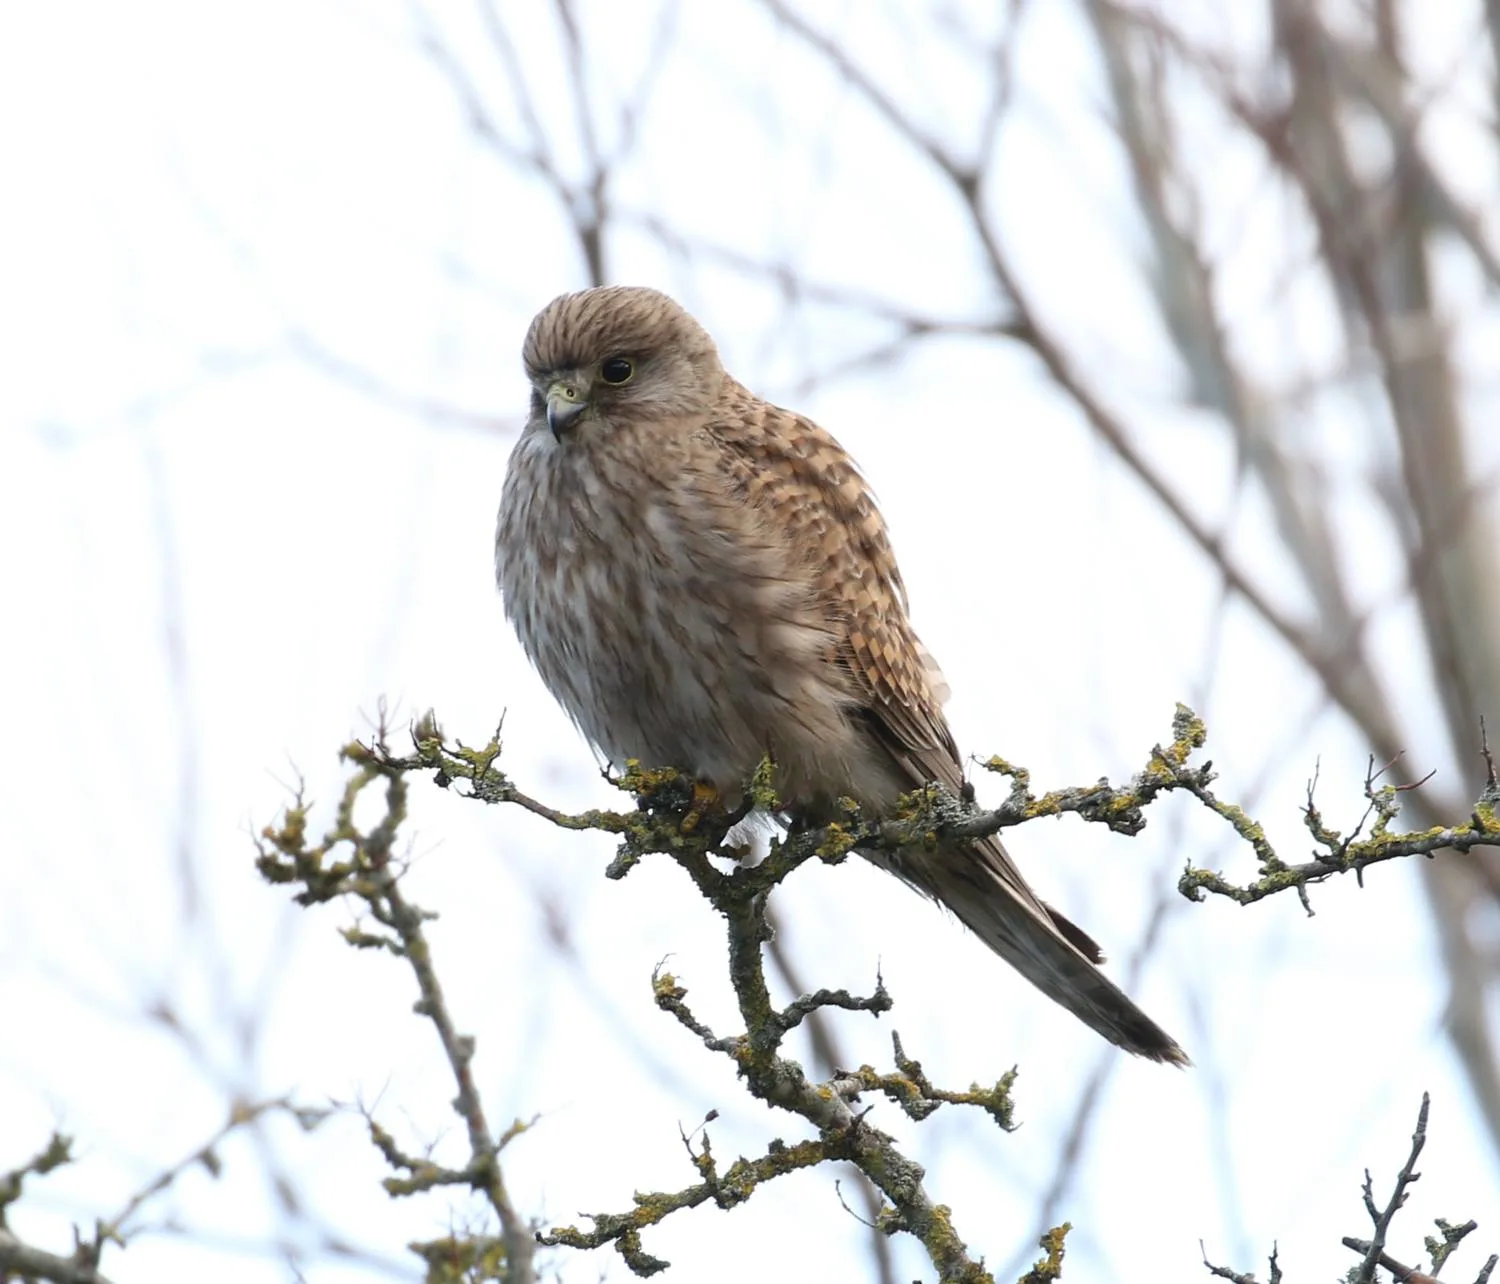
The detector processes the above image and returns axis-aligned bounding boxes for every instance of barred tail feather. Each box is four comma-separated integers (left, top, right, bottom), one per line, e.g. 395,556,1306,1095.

925,835,1190,1066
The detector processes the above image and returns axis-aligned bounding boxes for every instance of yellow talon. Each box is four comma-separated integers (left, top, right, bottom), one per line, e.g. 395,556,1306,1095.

681,781,721,834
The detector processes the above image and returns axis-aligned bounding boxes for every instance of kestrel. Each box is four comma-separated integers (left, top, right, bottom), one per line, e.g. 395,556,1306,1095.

495,285,1187,1065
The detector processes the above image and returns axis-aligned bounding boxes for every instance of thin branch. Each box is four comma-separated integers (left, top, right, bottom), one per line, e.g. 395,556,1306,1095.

1209,1096,1494,1282
1348,1093,1430,1284
0,1102,329,1284
99,1098,326,1243
757,0,972,187
0,1231,119,1284
386,707,1500,918
1200,1240,1281,1284
762,918,900,1284
286,330,511,434
256,734,537,1283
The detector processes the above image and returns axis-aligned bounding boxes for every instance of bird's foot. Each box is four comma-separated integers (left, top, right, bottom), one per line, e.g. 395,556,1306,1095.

680,780,722,834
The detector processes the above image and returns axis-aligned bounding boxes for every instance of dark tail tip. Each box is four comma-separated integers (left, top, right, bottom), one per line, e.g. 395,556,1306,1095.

1126,1017,1192,1067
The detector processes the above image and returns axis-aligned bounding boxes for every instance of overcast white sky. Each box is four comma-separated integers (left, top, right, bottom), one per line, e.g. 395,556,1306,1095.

2,2,1498,1282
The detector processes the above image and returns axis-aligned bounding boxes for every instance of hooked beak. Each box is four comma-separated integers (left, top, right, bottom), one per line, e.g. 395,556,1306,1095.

545,381,587,438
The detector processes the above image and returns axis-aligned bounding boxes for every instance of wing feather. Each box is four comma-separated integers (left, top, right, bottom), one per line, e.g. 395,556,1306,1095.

708,389,956,764
705,385,1187,1064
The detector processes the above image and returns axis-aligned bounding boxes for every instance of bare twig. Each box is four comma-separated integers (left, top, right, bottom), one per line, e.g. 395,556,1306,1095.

1200,1240,1281,1284
0,1101,329,1284
99,1098,327,1244
1207,1096,1493,1282
1347,1094,1431,1284
0,1231,119,1284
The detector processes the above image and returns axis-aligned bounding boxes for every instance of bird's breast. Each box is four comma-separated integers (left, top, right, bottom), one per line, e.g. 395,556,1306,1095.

495,426,870,801
497,436,750,774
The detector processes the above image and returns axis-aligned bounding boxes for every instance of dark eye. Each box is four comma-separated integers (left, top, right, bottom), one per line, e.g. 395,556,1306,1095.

599,356,634,385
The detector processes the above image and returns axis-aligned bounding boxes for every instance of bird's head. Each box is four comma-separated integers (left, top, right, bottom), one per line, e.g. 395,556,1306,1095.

522,286,725,440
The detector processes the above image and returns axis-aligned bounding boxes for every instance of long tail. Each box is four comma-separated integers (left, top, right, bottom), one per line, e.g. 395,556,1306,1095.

917,833,1190,1066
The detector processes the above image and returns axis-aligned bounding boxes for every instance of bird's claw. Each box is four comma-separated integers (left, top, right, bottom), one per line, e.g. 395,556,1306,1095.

681,781,722,834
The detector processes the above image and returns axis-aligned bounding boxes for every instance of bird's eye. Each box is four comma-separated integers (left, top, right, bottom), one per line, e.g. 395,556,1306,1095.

599,356,634,385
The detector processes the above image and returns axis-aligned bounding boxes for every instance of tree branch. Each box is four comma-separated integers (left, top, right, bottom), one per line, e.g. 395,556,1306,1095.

252,704,1500,1279
1205,1095,1494,1283
256,734,537,1283
390,706,1500,917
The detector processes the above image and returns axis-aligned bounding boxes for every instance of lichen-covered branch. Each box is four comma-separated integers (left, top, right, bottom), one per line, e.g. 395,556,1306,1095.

273,712,1059,1280
255,742,537,1284
1203,1095,1495,1283
394,705,1500,919
250,704,1497,1280
1178,732,1500,913
628,960,1023,1279
537,1128,845,1276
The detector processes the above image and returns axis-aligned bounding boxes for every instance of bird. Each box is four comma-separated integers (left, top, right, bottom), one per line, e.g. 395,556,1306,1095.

495,285,1187,1065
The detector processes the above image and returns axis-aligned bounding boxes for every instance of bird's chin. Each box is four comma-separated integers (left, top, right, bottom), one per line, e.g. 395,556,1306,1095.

539,411,602,447
527,416,569,449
